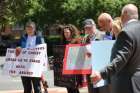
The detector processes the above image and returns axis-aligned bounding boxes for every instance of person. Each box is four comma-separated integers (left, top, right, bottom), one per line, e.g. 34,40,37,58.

0,25,14,55
63,24,82,93
82,19,110,93
91,4,140,93
16,21,44,93
98,13,114,40
82,19,104,43
41,74,48,93
112,17,122,38
53,24,82,93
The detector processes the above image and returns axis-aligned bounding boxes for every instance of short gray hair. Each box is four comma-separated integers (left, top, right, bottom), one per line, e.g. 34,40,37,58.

26,21,36,31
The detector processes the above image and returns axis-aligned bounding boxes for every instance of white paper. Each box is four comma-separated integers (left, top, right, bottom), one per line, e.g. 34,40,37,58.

3,44,48,77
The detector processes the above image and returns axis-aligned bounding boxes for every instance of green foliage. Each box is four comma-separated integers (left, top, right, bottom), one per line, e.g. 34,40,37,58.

1,0,140,29
0,0,44,25
62,0,132,26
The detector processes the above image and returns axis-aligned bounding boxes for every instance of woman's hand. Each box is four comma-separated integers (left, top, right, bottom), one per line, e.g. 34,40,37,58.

15,47,22,56
85,52,92,58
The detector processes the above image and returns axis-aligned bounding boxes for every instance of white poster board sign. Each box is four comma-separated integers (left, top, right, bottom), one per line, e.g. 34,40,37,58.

63,44,92,75
3,44,48,77
91,40,115,87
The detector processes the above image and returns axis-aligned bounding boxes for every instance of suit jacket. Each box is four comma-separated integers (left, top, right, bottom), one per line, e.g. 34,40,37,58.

84,30,107,44
100,20,140,93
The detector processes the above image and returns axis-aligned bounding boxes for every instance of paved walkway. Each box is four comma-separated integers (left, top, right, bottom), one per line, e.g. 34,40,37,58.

0,87,88,93
0,57,88,93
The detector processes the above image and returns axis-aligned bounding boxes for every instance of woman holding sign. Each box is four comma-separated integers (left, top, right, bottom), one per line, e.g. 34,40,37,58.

53,24,82,93
62,24,82,93
16,21,45,93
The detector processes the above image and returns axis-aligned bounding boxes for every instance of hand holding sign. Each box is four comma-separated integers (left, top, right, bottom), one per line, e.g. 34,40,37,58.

90,71,102,85
85,52,92,59
15,47,22,56
63,44,92,75
3,44,48,77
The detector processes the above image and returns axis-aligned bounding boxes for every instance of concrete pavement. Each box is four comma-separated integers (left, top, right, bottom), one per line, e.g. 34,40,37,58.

0,57,88,93
0,87,88,93
0,88,88,93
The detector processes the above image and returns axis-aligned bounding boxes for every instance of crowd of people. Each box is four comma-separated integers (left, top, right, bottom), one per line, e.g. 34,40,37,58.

91,3,140,93
1,3,140,93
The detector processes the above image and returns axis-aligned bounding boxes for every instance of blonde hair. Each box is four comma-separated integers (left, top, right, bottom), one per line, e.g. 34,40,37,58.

112,17,122,37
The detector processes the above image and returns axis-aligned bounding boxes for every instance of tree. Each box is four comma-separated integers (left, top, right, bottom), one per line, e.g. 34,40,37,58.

62,0,133,27
1,0,140,29
29,0,133,28
0,0,44,26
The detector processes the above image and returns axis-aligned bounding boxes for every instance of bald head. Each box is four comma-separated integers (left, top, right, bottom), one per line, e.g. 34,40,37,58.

98,13,113,31
121,4,138,25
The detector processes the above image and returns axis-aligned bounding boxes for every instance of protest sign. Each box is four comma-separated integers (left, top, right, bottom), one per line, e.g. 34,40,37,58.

3,44,48,77
91,40,115,87
63,44,92,75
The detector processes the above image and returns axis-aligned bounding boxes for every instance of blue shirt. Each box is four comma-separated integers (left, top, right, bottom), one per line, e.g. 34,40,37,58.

26,36,36,48
19,34,43,48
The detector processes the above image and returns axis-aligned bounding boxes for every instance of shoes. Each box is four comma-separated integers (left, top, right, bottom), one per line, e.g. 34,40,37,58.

42,80,48,93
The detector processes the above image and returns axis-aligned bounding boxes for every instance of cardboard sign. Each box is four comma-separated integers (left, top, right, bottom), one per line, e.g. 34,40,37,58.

91,40,115,87
63,44,92,75
3,44,48,77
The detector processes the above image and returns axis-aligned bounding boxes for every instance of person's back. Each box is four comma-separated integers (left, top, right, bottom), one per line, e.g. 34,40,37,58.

120,21,140,74
109,20,140,93
91,4,140,93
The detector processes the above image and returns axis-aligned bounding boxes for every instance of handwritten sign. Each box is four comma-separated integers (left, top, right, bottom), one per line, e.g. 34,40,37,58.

63,44,92,75
3,44,48,77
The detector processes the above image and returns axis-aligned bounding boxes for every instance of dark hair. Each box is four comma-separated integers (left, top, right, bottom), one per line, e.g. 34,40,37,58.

62,24,80,44
63,24,80,38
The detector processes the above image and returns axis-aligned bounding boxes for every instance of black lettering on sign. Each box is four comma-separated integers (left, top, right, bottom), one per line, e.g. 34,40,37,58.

19,71,33,75
28,51,41,55
35,47,39,50
6,58,16,62
18,59,22,62
9,70,16,74
6,58,10,61
8,50,14,53
35,47,45,50
39,47,45,50
23,59,28,62
16,65,25,68
29,59,40,63
22,51,27,54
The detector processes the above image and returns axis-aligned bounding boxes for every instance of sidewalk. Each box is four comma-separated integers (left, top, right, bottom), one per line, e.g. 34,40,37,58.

0,57,88,93
0,87,88,93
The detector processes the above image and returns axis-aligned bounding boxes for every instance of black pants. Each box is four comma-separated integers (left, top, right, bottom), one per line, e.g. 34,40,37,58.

93,85,111,93
67,87,80,93
21,76,42,93
86,74,94,93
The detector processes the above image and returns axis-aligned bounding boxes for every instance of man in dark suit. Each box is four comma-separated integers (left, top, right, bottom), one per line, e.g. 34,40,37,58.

91,4,140,93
